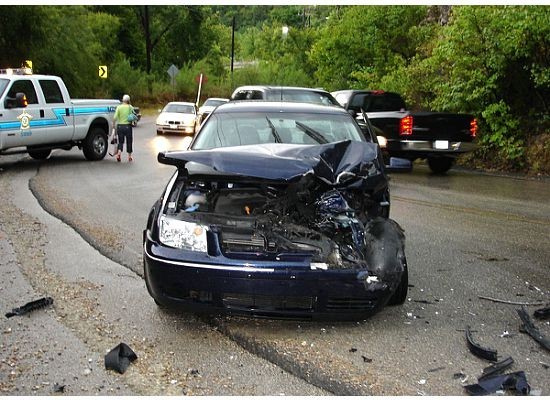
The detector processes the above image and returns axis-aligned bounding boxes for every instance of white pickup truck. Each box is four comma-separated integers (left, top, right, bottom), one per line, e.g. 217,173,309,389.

0,70,119,160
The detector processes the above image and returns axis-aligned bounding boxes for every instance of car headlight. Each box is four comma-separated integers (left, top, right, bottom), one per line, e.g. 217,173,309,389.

159,216,208,252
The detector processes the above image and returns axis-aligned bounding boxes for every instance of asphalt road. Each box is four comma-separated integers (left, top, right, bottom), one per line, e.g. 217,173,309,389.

1,116,548,395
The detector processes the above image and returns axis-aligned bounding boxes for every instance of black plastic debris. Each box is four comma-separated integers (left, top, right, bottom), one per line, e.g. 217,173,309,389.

5,297,53,318
104,343,137,374
534,306,550,320
428,366,445,373
517,306,550,352
349,348,357,353
53,383,65,393
478,356,514,380
465,325,498,362
361,356,373,363
189,369,200,377
464,371,530,396
453,372,467,380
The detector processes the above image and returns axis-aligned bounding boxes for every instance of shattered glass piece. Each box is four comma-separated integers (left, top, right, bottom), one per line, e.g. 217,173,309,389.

53,383,65,393
104,343,137,374
464,371,530,396
5,297,53,318
517,306,550,352
465,325,498,362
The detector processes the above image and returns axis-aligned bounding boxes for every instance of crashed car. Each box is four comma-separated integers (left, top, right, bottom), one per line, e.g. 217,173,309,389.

143,102,408,320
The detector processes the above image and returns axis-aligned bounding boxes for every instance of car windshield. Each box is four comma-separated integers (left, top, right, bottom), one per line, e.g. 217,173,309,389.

192,111,366,150
203,99,226,107
164,104,195,114
0,79,9,97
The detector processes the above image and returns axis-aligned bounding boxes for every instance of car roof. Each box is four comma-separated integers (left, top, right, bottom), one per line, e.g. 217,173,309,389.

204,97,229,101
232,85,331,93
213,101,351,115
165,101,195,106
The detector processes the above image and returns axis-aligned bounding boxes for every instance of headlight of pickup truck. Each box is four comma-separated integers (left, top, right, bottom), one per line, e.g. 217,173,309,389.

159,216,208,252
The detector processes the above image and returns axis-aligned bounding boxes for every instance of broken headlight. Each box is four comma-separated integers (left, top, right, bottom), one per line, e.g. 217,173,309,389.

159,216,208,252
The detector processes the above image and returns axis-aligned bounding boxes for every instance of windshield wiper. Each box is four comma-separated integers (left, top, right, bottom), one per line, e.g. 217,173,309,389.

265,116,282,143
295,121,328,144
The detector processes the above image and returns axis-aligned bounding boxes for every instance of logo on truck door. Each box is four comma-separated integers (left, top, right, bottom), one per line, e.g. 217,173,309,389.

17,110,33,130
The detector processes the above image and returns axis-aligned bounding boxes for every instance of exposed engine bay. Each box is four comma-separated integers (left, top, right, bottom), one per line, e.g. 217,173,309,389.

159,141,404,273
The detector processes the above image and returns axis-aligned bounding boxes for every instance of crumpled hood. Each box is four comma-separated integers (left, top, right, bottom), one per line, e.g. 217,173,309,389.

158,140,381,184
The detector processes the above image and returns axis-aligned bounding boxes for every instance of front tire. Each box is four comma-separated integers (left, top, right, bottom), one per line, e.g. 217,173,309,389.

83,127,108,161
28,148,51,160
427,157,453,174
388,257,408,305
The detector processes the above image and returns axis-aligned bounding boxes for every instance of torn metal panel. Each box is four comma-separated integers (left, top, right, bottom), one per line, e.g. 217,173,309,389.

158,140,381,184
464,371,530,396
104,343,137,374
478,356,514,381
465,325,498,362
5,297,53,318
517,306,550,352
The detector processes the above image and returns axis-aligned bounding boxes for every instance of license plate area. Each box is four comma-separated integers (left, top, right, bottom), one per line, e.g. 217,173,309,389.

434,140,449,150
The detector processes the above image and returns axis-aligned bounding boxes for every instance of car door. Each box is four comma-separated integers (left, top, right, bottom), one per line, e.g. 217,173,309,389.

0,78,45,148
37,78,74,143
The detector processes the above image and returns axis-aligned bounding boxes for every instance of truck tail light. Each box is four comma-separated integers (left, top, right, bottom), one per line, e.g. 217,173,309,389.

399,115,413,136
470,118,477,138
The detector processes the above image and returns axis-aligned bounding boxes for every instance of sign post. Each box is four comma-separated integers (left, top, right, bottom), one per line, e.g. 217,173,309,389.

98,65,108,79
194,73,208,107
167,64,179,101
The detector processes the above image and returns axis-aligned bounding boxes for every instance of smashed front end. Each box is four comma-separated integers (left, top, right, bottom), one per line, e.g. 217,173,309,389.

143,140,407,320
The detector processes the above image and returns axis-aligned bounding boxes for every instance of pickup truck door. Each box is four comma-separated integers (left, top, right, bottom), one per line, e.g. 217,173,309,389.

36,78,74,143
0,78,46,149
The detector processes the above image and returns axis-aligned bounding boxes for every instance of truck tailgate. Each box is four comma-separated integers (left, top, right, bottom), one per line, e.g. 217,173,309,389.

411,112,474,142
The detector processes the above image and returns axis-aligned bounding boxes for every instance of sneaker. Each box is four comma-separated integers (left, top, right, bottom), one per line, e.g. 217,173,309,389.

116,154,121,162
128,156,133,162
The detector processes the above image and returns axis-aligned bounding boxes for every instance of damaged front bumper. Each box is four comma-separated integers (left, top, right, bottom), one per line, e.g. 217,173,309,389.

143,232,395,321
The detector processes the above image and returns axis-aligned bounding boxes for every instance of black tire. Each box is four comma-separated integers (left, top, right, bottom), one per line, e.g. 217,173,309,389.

28,148,51,160
82,127,108,161
427,157,453,174
388,257,408,305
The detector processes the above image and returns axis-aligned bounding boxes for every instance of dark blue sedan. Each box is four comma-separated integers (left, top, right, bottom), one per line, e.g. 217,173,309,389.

143,102,408,320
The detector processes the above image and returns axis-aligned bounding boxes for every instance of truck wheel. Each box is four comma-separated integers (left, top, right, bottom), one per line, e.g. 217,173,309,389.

83,127,108,161
427,157,453,174
28,149,51,160
388,257,408,305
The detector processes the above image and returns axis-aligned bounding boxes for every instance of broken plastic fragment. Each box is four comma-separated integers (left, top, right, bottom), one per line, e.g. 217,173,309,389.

465,325,498,362
479,356,514,380
53,383,65,393
534,306,550,320
464,371,530,396
104,343,137,374
517,306,550,352
5,297,53,318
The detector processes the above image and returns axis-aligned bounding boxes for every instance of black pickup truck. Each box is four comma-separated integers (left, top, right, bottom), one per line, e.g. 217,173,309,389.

331,90,477,174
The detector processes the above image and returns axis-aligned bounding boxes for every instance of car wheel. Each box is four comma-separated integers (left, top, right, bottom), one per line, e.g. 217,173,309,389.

83,127,108,161
427,157,453,174
387,256,408,305
28,148,51,160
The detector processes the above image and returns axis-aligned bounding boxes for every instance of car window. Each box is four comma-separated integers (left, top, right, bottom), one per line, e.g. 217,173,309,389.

364,94,406,112
164,104,195,114
7,79,38,104
193,112,366,150
39,80,64,103
232,90,264,100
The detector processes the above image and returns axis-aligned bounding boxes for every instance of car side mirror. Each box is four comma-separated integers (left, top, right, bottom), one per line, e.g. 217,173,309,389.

4,92,27,109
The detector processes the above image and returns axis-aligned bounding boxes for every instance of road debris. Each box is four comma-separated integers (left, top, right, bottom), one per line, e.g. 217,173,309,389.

465,325,498,362
428,366,445,373
517,306,550,352
349,348,357,353
478,356,514,380
534,306,550,320
361,356,373,363
540,361,549,370
53,383,65,393
464,371,530,396
104,343,137,374
478,295,545,306
5,296,53,318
